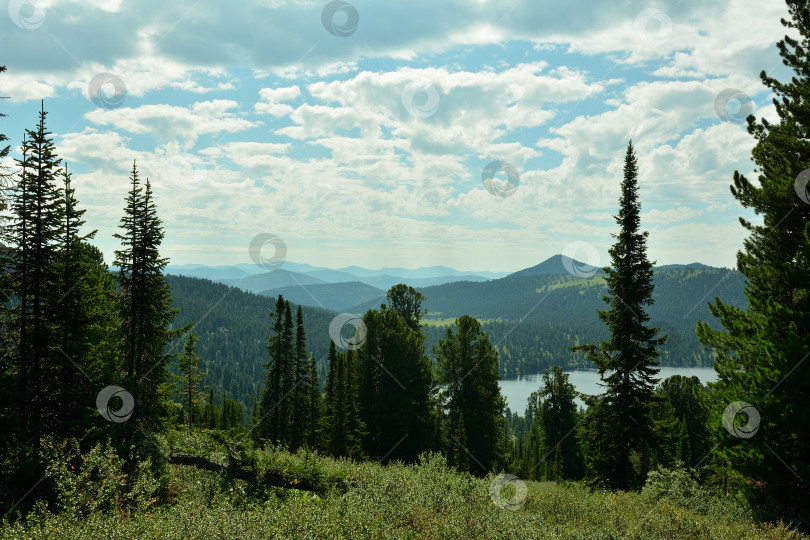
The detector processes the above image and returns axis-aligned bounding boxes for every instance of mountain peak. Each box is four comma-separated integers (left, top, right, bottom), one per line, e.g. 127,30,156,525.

509,254,601,278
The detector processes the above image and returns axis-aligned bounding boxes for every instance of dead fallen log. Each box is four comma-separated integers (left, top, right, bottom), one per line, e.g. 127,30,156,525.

167,453,323,493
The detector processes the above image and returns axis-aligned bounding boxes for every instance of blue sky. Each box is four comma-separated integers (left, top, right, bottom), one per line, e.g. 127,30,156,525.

0,0,795,272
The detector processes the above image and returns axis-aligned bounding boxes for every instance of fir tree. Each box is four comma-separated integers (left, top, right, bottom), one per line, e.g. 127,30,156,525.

322,344,364,458
435,315,505,475
173,331,206,429
696,0,810,510
528,366,583,481
306,353,324,449
0,65,12,459
9,103,64,446
357,286,435,463
572,141,664,490
114,164,183,434
278,301,295,444
256,295,287,443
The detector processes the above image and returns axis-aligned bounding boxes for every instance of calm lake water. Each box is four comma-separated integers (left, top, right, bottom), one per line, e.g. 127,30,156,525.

498,366,717,414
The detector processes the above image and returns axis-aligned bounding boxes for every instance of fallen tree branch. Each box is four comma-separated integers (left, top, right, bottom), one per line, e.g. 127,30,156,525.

168,453,321,492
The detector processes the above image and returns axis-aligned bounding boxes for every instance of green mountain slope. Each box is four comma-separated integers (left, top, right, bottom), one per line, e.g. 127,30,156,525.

260,281,385,312
355,268,747,377
165,275,338,420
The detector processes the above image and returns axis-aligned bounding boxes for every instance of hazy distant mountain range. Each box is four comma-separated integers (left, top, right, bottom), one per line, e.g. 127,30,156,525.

166,261,508,311
166,255,726,312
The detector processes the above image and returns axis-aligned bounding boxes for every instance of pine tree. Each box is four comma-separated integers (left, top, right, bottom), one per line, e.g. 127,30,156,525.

207,388,217,429
114,164,183,435
9,103,64,447
528,366,583,481
571,141,664,490
256,295,287,443
306,353,324,449
0,65,12,459
50,163,112,438
322,343,364,458
173,331,206,429
650,375,710,469
289,306,313,450
435,315,505,475
696,0,810,510
357,293,435,463
278,301,295,444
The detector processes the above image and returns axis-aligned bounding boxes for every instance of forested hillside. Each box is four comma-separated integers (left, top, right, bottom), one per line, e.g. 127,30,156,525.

165,275,335,422
372,268,746,377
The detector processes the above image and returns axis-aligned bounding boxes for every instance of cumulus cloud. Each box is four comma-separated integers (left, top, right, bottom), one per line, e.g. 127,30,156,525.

0,0,788,270
84,100,257,146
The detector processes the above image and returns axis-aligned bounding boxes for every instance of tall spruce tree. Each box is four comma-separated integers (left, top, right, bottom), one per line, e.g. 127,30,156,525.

257,295,294,444
0,66,13,475
52,163,122,438
9,103,64,447
322,342,363,458
572,141,664,490
306,353,324,449
114,164,182,433
435,315,505,475
696,0,810,510
173,331,205,429
278,301,295,443
290,306,309,450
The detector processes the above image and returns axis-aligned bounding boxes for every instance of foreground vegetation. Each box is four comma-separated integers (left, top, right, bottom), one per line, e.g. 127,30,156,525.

1,429,803,540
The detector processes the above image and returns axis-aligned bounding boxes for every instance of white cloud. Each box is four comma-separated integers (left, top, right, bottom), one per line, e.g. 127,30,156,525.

84,100,257,146
644,207,703,224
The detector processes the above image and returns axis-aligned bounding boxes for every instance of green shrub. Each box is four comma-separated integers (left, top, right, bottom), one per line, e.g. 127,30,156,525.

43,438,160,519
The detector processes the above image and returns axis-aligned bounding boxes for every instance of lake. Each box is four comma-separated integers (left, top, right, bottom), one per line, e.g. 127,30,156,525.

498,366,717,414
